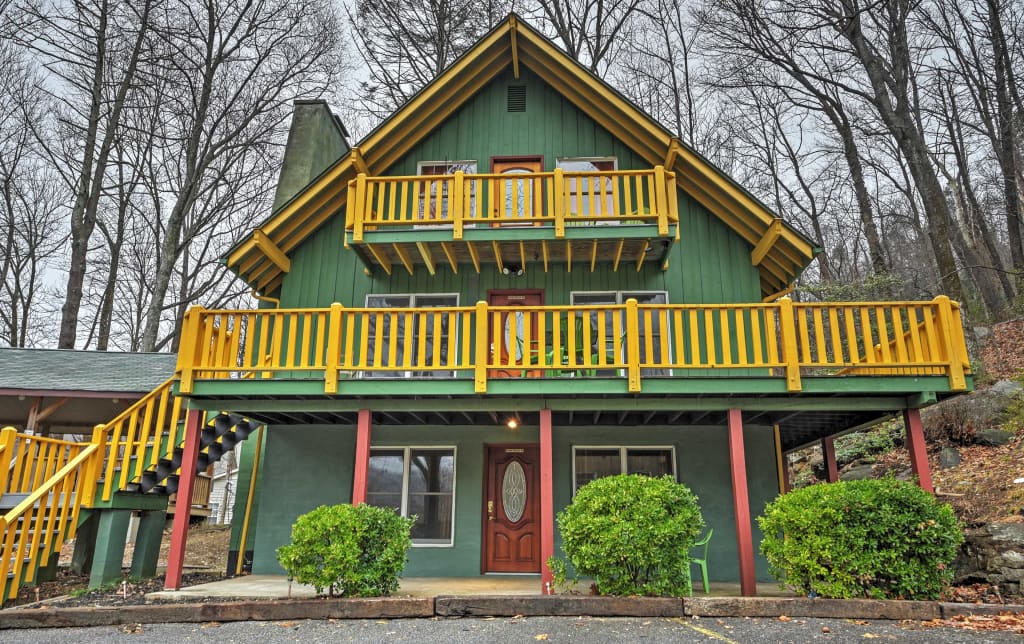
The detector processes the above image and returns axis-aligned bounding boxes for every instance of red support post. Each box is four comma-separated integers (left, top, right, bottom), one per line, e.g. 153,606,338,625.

352,409,372,504
539,408,554,594
164,409,203,590
728,408,757,597
903,408,934,493
821,437,839,483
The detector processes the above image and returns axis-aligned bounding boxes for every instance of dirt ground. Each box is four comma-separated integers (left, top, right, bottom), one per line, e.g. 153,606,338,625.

9,523,232,607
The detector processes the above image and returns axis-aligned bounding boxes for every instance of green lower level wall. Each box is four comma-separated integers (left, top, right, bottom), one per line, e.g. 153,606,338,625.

250,422,779,582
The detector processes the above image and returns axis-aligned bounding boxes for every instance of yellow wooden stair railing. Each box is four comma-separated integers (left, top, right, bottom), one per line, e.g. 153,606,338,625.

0,377,259,602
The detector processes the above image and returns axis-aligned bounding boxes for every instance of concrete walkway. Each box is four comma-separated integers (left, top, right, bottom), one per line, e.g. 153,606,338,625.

148,575,790,601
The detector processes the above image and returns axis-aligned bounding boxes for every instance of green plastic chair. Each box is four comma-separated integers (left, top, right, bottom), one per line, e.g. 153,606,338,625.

689,528,713,595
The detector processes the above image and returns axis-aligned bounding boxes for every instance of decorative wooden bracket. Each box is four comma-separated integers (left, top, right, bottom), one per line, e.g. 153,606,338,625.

751,218,783,266
253,230,290,274
351,146,369,175
664,137,684,169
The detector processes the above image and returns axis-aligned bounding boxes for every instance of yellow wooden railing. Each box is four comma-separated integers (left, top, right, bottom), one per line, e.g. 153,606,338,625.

92,377,191,503
0,428,100,600
345,167,679,242
176,296,971,395
0,430,92,498
0,377,221,600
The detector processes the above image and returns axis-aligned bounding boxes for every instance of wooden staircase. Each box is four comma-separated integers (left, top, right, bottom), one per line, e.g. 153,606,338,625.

0,378,260,603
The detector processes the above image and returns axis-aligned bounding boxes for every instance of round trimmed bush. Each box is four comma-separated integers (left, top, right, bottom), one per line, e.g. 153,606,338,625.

551,474,703,596
276,503,413,597
758,479,963,600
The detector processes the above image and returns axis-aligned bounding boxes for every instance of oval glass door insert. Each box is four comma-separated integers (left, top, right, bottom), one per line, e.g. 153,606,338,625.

502,461,527,522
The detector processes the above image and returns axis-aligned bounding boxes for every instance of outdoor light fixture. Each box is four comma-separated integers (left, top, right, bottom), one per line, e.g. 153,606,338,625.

506,418,519,430
502,263,525,277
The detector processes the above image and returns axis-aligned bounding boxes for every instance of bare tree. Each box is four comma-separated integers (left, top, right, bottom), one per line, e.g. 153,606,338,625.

701,0,889,276
15,0,157,348
0,42,67,346
135,0,345,351
348,0,506,118
528,0,646,74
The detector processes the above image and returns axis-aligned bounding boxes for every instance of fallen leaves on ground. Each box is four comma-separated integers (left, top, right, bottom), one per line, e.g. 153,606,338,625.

921,612,1024,634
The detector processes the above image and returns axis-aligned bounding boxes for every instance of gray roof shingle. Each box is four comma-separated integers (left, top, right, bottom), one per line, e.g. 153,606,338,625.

0,348,178,394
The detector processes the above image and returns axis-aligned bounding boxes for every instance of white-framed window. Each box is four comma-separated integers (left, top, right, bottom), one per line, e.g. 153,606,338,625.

572,446,676,492
417,160,477,224
366,447,456,546
570,291,670,376
363,293,459,378
556,157,617,222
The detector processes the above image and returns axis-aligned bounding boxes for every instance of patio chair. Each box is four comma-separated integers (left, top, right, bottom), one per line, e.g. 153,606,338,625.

689,528,713,596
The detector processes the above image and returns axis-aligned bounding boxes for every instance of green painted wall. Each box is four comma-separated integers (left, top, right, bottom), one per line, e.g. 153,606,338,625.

278,68,761,309
251,425,355,575
249,420,778,582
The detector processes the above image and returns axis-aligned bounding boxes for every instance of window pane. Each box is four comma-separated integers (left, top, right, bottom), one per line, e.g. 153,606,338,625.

574,448,620,490
408,494,453,543
408,450,454,494
365,493,402,513
626,449,673,478
367,450,404,495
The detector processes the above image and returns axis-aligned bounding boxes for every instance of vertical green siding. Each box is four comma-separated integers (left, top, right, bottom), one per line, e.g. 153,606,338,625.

249,421,778,581
251,425,356,575
279,68,761,308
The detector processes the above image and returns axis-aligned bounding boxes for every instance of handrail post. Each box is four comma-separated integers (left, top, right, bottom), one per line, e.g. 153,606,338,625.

934,296,967,390
0,426,17,497
353,173,367,243
777,297,802,392
177,306,205,393
654,165,669,236
474,300,489,393
84,425,107,506
325,303,344,394
452,171,465,241
553,168,566,238
625,298,642,392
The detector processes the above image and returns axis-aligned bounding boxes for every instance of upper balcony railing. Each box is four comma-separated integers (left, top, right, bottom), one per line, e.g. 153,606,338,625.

176,297,970,396
345,167,679,242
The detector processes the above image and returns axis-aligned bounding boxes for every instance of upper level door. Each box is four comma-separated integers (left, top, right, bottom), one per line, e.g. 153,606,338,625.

491,156,543,225
488,289,544,378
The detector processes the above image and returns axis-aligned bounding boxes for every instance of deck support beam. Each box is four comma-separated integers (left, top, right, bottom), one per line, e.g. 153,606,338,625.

352,409,372,504
539,407,554,594
821,436,839,483
903,408,934,493
164,408,203,590
728,408,757,597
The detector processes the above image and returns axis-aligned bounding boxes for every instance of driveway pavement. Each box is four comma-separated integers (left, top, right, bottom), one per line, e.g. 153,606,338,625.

0,616,1018,643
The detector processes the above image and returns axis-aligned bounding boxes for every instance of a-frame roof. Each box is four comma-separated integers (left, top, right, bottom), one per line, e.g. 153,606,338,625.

226,14,818,297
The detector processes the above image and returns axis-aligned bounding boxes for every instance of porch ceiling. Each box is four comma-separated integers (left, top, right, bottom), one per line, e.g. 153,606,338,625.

183,389,961,453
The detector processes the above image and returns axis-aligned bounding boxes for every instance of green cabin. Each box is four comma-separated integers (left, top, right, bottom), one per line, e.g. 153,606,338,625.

0,15,971,604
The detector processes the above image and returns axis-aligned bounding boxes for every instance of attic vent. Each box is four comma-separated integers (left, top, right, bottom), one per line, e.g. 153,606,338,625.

507,85,526,112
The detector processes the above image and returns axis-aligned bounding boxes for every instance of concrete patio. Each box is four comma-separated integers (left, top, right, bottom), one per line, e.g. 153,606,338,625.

147,574,791,601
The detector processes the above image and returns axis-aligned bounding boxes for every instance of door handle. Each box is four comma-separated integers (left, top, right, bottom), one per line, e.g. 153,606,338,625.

487,500,494,521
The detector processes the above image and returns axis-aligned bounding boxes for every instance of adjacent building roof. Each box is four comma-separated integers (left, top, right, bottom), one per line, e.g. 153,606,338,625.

226,14,818,298
0,348,178,434
0,347,178,394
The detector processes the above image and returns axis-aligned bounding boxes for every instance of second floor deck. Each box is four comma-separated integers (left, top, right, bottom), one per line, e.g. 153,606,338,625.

176,296,970,401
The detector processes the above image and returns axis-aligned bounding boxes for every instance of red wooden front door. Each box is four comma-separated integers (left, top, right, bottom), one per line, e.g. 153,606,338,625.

488,289,544,378
483,444,541,573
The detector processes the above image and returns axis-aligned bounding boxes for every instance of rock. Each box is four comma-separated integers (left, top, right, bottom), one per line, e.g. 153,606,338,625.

989,379,1023,397
939,447,961,469
839,464,874,481
975,428,1016,447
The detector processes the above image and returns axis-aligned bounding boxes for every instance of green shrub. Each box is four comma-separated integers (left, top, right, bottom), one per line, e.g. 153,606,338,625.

276,504,413,597
758,479,963,600
550,474,703,596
